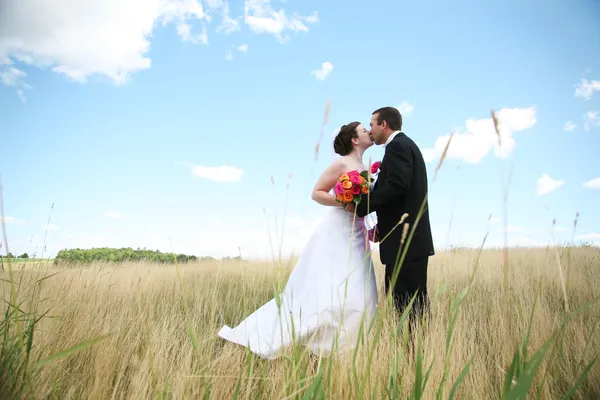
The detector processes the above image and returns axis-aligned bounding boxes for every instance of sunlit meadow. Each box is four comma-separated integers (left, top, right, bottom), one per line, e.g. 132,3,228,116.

1,245,599,399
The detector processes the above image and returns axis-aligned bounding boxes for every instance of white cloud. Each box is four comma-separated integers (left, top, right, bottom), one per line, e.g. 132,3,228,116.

296,216,324,241
575,233,600,242
505,236,547,248
208,0,241,34
257,214,326,258
397,101,415,117
0,0,210,88
205,0,223,8
104,211,125,219
3,210,322,260
0,216,26,225
421,106,537,164
583,177,600,189
472,233,548,249
225,44,247,60
575,233,600,240
47,213,327,260
0,0,313,94
421,148,438,163
244,0,318,43
217,15,241,34
176,22,208,45
304,12,319,24
536,173,564,195
43,223,59,231
16,89,26,103
0,66,31,101
283,216,324,252
0,67,28,87
563,121,577,132
584,110,600,131
574,78,600,100
191,164,243,182
312,61,333,80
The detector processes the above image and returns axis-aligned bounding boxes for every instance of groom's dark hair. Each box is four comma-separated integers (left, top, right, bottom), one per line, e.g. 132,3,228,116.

372,107,402,131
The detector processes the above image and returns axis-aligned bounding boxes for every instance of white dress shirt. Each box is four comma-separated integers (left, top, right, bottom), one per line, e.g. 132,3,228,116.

383,130,402,148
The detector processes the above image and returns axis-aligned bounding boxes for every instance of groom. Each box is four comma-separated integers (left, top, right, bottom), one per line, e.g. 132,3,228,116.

348,106,434,322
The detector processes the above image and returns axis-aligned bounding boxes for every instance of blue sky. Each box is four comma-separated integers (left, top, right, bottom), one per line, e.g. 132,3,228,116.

1,0,600,259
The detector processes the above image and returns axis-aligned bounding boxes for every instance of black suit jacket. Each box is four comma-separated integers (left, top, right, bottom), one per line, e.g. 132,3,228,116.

356,132,434,266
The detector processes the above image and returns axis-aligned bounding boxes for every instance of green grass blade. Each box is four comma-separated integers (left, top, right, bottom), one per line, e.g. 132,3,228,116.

503,339,553,400
502,351,520,398
448,354,475,400
232,362,244,400
412,336,424,399
561,357,598,400
300,369,324,400
35,334,111,369
187,320,200,352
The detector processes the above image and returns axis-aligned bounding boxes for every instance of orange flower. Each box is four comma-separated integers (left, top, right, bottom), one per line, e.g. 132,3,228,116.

361,185,369,194
359,176,366,184
336,193,344,202
342,180,353,189
343,190,354,202
340,173,349,181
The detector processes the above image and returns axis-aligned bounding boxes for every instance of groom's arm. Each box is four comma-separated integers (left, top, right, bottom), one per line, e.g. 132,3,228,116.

356,141,413,217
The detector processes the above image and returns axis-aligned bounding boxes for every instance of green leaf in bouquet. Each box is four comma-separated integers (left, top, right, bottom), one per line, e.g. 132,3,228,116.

359,170,370,180
353,196,362,205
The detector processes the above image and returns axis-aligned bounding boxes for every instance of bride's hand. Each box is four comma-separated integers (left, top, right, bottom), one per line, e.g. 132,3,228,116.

344,203,355,213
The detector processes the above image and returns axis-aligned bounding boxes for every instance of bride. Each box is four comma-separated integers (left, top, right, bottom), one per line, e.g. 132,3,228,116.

217,121,379,359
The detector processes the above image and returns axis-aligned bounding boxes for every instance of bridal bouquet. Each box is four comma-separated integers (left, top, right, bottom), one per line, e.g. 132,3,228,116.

334,170,370,205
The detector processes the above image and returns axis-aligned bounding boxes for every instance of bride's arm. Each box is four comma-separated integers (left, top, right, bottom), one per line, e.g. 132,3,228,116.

311,159,345,207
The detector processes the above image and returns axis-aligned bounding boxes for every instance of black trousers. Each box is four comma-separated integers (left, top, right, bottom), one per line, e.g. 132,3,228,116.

384,256,429,323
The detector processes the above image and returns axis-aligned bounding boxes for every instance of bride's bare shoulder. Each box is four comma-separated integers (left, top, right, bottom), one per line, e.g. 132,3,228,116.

334,156,364,172
330,157,351,172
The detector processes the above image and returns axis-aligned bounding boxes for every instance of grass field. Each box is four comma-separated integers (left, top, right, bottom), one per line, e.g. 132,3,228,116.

1,246,599,399
1,258,52,264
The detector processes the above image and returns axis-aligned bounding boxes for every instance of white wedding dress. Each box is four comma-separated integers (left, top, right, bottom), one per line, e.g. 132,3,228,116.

217,205,379,359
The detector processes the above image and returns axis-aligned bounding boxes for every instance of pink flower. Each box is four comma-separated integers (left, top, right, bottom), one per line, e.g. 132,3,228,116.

350,174,361,185
371,161,381,174
334,181,344,194
350,185,361,195
348,170,360,178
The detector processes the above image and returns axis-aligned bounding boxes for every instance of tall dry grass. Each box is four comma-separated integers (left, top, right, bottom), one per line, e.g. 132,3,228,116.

1,246,599,399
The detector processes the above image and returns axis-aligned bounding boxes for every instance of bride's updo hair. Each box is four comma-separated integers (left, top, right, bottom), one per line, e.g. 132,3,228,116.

333,121,360,156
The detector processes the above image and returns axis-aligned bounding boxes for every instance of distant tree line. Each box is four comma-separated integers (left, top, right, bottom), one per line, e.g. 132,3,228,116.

52,247,221,265
0,253,29,259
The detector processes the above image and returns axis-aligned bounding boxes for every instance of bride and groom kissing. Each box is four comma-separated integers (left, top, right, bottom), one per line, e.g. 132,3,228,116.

218,106,434,359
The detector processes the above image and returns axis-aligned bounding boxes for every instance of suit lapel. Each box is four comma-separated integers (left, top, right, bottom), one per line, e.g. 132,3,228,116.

374,132,404,190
